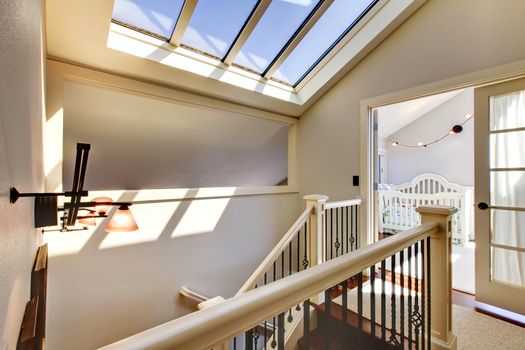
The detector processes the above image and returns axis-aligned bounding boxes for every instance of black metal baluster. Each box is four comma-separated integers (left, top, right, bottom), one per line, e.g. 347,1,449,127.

427,236,432,350
281,251,284,279
297,228,300,273
329,208,333,260
264,273,268,350
303,299,310,349
408,246,413,349
254,326,259,350
354,205,359,249
324,288,331,349
342,278,348,327
388,254,399,348
340,207,344,255
352,205,357,251
288,242,293,323
421,241,426,350
357,272,364,349
335,207,340,257
381,259,386,342
400,249,405,349
288,242,292,277
346,205,349,253
272,261,277,349
370,265,376,349
245,330,253,350
277,313,285,350
234,336,237,350
303,221,309,270
414,242,420,350
419,240,424,350
325,209,328,262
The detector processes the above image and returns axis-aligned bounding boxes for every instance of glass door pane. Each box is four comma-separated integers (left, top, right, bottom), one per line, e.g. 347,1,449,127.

489,90,525,289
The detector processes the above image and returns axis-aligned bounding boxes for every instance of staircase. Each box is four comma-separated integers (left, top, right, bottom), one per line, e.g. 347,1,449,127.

99,199,458,350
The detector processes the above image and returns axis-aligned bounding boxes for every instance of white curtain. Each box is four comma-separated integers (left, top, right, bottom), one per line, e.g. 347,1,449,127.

490,90,525,287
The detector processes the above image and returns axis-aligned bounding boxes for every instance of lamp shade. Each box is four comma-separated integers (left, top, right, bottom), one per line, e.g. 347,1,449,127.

105,205,138,232
92,197,113,215
78,215,97,226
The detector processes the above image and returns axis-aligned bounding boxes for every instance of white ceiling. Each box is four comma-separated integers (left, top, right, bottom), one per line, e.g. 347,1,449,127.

377,89,463,138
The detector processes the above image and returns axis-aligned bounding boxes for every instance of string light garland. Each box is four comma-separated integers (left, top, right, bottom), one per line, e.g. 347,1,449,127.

389,113,474,148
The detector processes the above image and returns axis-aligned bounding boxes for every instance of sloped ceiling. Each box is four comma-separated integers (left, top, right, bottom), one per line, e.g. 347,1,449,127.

45,0,426,116
377,89,463,138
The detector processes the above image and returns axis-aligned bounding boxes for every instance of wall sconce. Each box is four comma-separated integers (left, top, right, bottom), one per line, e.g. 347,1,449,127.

10,143,138,232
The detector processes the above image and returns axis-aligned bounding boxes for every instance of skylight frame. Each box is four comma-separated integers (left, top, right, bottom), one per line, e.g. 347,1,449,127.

111,0,382,90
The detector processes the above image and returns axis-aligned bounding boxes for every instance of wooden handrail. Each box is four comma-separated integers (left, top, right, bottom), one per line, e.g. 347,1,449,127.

236,204,314,295
99,222,437,350
179,286,209,303
324,198,362,209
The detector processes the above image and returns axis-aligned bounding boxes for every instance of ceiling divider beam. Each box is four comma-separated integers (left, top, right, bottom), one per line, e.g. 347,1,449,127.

263,0,334,79
222,0,272,65
169,0,199,47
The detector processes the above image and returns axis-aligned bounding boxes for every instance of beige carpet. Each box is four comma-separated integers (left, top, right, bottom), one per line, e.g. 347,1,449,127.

453,304,525,350
334,280,525,349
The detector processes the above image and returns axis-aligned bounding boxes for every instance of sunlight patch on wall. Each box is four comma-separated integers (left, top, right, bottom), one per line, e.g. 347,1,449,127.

172,197,231,238
44,108,63,192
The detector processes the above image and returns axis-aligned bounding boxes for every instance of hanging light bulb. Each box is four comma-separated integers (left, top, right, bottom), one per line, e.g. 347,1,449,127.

452,125,463,134
392,141,398,146
105,205,138,232
417,142,424,147
92,197,113,215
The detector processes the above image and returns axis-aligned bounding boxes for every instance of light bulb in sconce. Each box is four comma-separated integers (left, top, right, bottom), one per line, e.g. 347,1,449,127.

92,197,113,215
105,205,138,232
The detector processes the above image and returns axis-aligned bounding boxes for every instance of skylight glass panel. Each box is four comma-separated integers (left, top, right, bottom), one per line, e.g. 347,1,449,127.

112,0,185,39
234,0,321,74
273,0,376,86
181,0,259,59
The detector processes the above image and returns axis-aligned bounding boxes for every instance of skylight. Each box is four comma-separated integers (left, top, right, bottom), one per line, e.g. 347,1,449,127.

112,0,184,39
273,0,377,86
233,0,321,74
111,0,378,88
181,0,258,59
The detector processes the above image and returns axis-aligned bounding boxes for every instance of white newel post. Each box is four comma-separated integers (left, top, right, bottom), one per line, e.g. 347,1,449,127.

416,206,458,350
303,194,329,267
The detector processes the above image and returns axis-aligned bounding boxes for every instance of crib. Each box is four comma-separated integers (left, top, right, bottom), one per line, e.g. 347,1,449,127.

378,173,474,245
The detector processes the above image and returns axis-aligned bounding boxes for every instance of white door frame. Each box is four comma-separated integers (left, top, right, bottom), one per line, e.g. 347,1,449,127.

359,59,525,246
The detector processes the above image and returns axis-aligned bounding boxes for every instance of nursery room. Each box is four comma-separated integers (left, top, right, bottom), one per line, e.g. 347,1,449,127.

375,89,476,294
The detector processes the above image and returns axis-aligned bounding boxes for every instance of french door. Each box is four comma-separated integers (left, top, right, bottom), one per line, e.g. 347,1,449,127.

474,78,525,315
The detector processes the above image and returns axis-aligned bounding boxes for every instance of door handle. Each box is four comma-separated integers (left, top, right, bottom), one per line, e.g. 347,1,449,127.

477,202,489,210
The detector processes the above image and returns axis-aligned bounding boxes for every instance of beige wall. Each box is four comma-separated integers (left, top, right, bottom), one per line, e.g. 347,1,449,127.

44,61,301,349
0,0,46,348
297,0,525,199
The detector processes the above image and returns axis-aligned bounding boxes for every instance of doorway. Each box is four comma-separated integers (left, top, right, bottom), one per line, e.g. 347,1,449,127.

371,89,476,295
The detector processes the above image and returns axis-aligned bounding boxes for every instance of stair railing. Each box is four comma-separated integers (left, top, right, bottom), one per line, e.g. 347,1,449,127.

323,198,362,262
100,206,457,350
